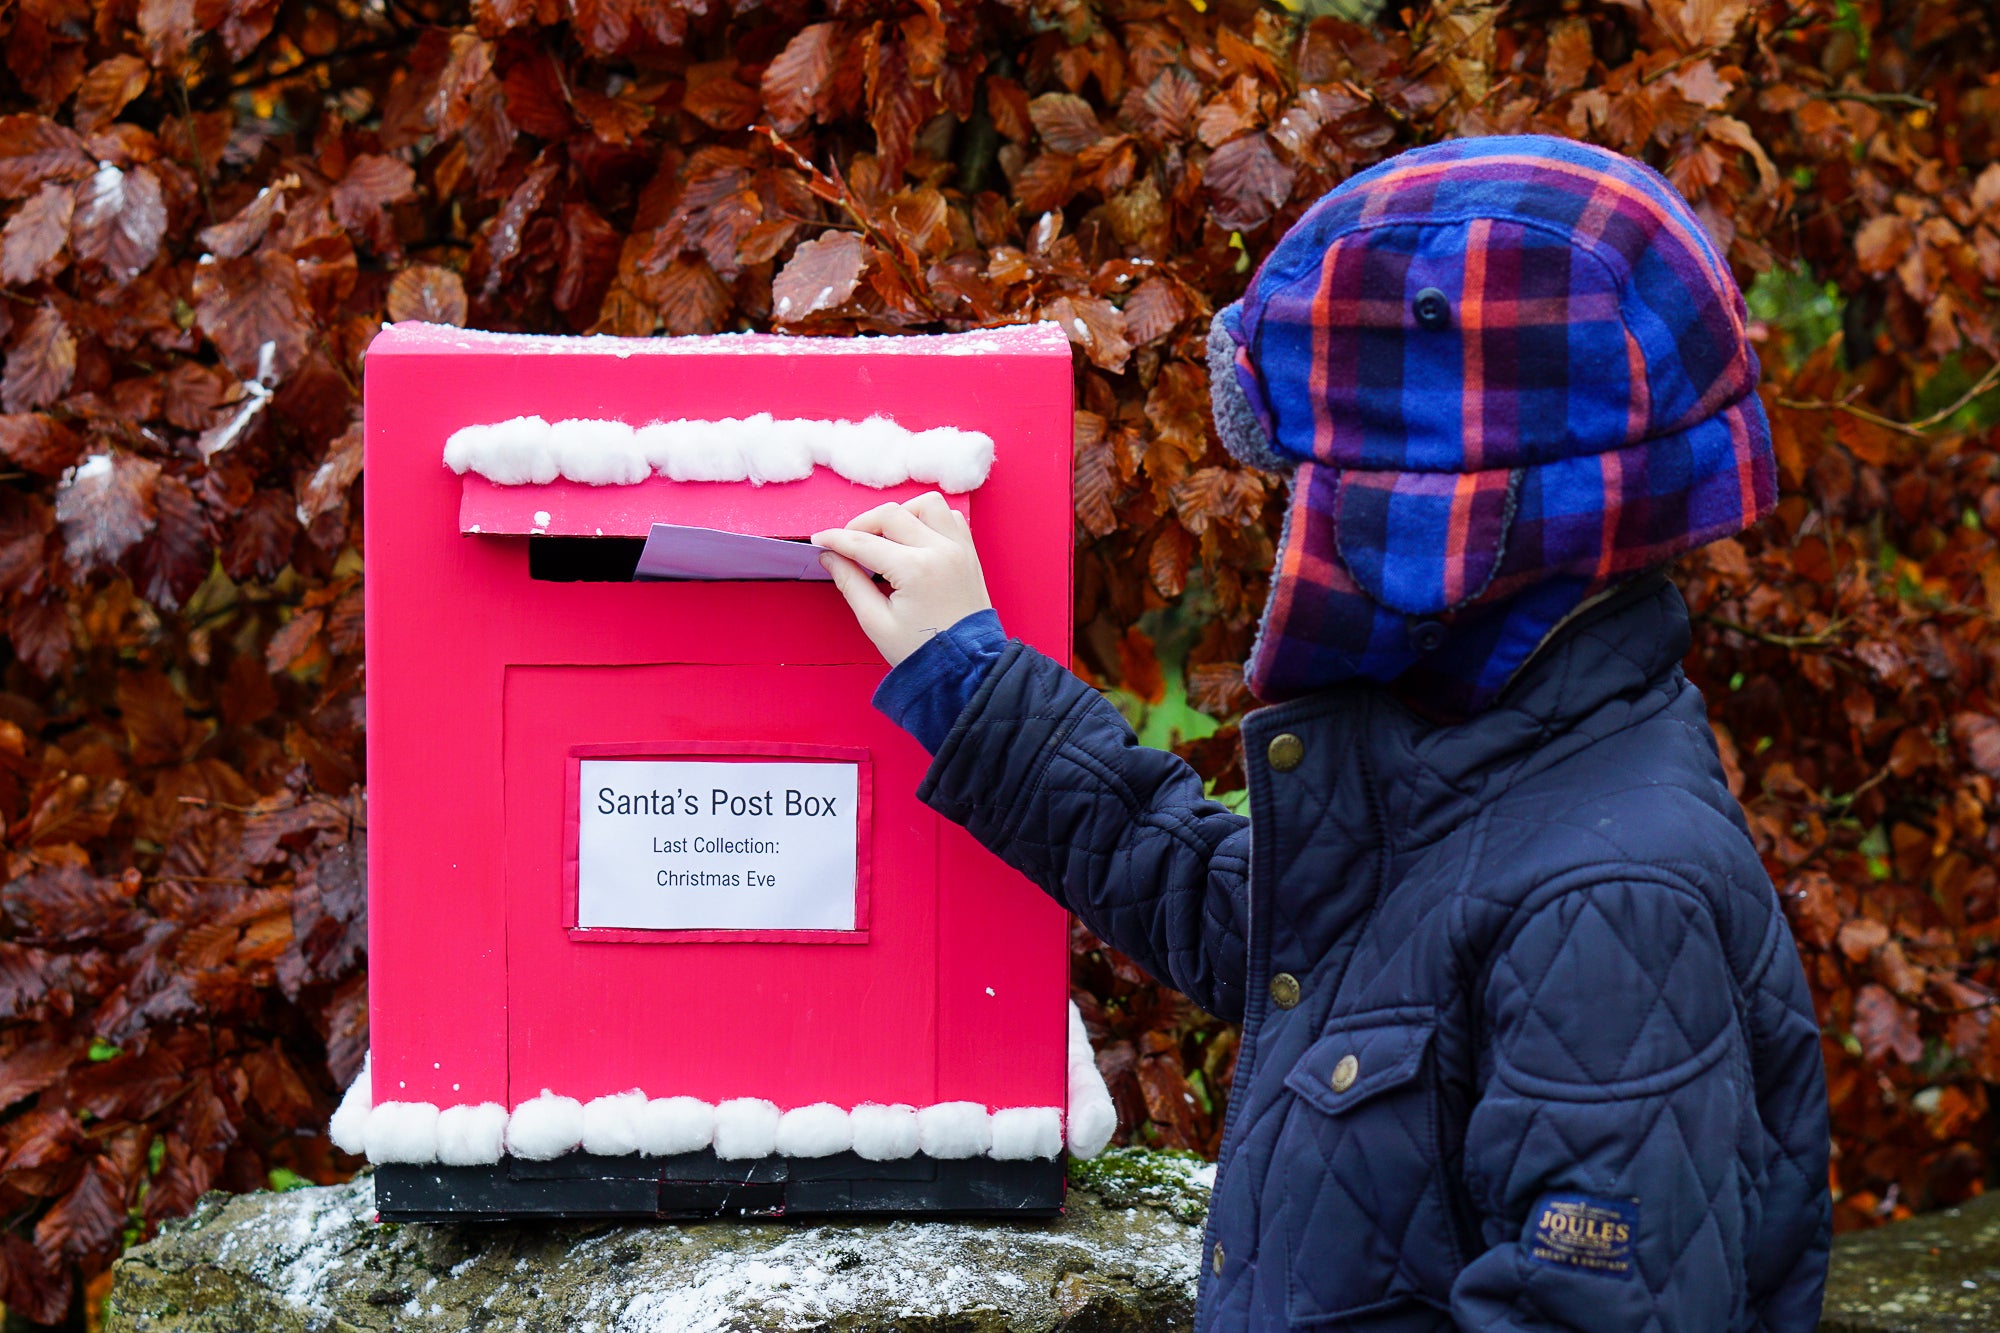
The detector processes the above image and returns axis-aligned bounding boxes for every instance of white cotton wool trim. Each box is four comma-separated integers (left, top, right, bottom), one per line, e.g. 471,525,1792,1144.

506,1091,585,1161
328,1054,371,1156
712,1098,782,1160
550,419,650,486
445,414,995,493
333,1003,1117,1164
849,1103,920,1161
638,421,750,483
580,1090,649,1157
916,1102,992,1160
442,416,558,485
436,1103,508,1166
990,1107,1064,1161
774,1103,852,1158
1066,1001,1118,1159
363,1102,440,1165
636,1096,715,1156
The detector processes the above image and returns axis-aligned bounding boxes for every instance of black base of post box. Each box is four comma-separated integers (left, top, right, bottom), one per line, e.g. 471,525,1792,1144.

373,1150,1067,1221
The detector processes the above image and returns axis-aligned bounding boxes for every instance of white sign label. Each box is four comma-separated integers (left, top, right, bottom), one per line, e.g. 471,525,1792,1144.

577,759,859,931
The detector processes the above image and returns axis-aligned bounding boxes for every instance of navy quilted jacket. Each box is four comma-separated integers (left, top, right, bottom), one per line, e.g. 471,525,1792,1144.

919,576,1830,1330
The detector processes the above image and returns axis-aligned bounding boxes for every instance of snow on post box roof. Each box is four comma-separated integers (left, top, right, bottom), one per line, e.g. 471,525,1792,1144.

359,323,1086,1218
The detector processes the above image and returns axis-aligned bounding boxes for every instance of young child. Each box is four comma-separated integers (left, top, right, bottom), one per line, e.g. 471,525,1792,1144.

813,136,1830,1332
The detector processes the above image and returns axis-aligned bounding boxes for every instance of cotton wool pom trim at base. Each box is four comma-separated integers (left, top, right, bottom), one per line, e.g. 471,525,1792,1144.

330,1002,1117,1167
442,414,994,493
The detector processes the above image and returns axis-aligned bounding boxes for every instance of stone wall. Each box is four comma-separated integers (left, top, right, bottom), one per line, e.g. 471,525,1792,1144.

105,1151,1209,1332
107,1149,1995,1331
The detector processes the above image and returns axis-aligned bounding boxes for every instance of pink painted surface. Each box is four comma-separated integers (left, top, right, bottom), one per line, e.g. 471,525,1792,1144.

363,322,1073,1119
461,472,968,537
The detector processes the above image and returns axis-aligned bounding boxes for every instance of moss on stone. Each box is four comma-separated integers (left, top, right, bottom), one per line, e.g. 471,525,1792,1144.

1067,1148,1212,1225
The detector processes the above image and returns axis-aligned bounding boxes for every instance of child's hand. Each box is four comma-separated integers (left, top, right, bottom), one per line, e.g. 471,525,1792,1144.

812,492,993,667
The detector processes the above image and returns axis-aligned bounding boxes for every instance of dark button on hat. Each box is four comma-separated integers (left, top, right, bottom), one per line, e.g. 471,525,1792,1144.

1413,287,1451,330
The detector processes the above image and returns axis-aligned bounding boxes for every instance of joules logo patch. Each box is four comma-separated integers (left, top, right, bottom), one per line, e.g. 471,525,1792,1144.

1523,1194,1639,1278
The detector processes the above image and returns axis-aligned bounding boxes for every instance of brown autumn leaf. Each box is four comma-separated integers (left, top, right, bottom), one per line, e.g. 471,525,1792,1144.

1188,663,1253,717
684,64,762,132
34,1158,125,1262
1029,92,1103,154
652,255,731,335
1127,67,1204,142
479,154,559,299
0,115,91,198
296,424,363,529
266,607,324,673
1123,276,1188,346
69,162,167,282
0,418,81,491
0,1039,74,1111
985,76,1032,143
1545,18,1593,94
1073,410,1117,538
1013,154,1076,214
1853,983,1924,1065
555,202,620,314
500,52,572,138
1149,522,1191,598
1854,215,1912,276
1,182,73,285
331,153,417,251
1047,293,1131,373
72,56,151,134
134,473,210,612
569,0,633,56
386,264,469,326
192,251,314,383
8,595,70,678
1204,132,1294,232
1675,0,1751,48
763,23,841,135
196,176,296,260
772,230,870,324
224,488,298,581
2,307,76,414
473,0,538,34
54,451,160,572
1951,713,2000,780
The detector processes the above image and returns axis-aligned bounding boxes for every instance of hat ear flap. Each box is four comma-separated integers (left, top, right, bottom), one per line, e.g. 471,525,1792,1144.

1207,304,1288,473
1334,467,1521,616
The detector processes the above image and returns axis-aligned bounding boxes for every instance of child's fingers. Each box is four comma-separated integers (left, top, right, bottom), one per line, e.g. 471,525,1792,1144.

820,551,893,633
900,494,981,558
844,500,948,549
902,491,958,535
811,528,912,581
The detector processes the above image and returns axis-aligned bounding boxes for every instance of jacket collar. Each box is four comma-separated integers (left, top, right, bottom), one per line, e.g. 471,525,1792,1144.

1242,572,1690,848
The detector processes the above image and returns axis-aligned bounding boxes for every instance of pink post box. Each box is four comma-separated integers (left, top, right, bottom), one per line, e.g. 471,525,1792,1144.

341,322,1112,1220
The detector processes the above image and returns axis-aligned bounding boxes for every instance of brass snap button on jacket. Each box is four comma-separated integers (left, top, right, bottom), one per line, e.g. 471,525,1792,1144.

1270,972,1301,1009
1330,1053,1360,1093
1267,732,1304,772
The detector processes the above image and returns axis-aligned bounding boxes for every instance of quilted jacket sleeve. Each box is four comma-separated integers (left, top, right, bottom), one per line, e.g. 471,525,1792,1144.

1451,878,1751,1331
917,640,1251,1023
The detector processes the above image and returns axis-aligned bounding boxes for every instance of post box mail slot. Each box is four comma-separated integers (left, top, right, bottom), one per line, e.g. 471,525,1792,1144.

344,322,1111,1219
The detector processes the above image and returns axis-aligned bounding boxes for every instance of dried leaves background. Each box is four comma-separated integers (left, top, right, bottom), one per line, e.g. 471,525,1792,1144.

0,0,1994,1317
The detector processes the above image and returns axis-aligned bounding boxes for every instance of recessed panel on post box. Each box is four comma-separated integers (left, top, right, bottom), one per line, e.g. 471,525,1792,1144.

358,323,1079,1219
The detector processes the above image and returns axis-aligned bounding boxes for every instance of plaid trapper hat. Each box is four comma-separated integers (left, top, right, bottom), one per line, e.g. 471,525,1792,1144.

1209,135,1776,712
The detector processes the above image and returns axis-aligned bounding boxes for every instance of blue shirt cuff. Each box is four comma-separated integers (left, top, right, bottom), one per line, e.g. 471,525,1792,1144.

871,608,1009,753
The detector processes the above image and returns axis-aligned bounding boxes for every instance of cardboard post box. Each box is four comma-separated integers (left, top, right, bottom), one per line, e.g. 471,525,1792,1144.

345,322,1107,1220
